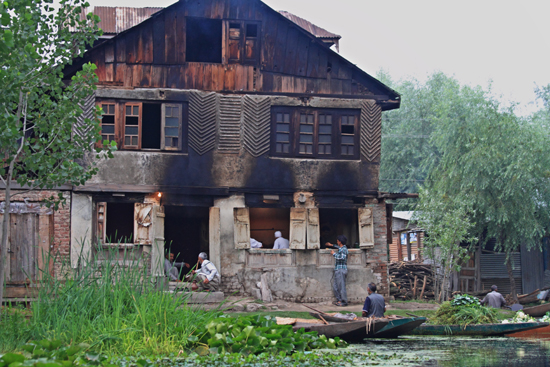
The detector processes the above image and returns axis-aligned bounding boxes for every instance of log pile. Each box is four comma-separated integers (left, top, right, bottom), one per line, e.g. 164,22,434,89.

389,261,436,300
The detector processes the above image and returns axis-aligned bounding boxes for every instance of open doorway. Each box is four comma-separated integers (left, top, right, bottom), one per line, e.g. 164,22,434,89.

164,206,209,278
319,209,359,249
249,208,290,249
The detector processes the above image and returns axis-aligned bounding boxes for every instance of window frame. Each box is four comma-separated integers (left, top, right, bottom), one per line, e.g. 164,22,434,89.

96,99,188,152
97,101,118,148
270,107,360,160
224,20,261,65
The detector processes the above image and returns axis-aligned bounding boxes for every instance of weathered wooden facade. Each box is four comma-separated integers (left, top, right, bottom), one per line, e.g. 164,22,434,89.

4,0,402,303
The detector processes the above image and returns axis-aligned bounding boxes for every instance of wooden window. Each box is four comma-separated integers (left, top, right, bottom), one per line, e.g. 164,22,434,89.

225,21,260,65
271,107,360,160
97,101,187,152
99,103,116,144
124,103,141,149
275,111,291,155
318,113,333,156
298,113,315,155
340,114,357,157
161,104,183,151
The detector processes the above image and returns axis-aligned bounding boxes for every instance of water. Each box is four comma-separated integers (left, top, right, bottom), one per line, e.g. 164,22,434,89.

348,337,550,366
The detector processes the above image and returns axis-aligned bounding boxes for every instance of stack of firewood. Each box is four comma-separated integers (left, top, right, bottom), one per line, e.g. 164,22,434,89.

389,261,436,300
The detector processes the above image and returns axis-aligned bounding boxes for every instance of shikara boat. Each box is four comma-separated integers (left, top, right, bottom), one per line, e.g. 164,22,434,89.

506,324,550,339
523,303,550,318
408,322,549,336
291,313,427,342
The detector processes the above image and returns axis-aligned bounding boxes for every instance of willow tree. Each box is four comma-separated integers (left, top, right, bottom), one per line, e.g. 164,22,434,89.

0,0,115,312
421,82,550,301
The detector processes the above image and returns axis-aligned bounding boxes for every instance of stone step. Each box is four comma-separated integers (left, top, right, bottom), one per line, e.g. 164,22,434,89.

169,291,225,304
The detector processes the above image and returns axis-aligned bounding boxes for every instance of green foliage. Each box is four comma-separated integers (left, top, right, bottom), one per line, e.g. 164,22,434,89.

452,295,481,307
189,314,347,356
0,246,222,355
430,301,498,326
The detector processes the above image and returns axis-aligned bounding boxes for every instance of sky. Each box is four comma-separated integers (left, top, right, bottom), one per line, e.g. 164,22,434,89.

83,0,550,116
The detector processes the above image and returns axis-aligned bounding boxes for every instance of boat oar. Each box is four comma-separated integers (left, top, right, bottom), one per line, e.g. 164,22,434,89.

301,304,329,324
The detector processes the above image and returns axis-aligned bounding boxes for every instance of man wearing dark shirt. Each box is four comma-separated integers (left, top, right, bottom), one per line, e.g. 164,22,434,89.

481,285,506,308
362,282,386,317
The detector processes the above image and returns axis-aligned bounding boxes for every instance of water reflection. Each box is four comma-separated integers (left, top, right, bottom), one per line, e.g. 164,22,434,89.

350,337,550,367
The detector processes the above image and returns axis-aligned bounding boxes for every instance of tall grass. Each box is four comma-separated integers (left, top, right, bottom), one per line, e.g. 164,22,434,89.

1,241,222,355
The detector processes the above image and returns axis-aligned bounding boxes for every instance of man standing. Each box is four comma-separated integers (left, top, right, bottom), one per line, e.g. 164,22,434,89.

193,252,221,292
362,283,386,317
481,285,506,308
273,231,289,249
327,235,348,307
164,252,190,282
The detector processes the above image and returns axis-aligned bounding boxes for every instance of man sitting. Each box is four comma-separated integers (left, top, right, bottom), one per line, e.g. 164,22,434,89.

362,282,386,317
164,252,190,282
481,285,506,308
193,252,221,292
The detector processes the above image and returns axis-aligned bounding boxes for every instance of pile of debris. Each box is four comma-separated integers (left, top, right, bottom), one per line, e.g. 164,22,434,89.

390,261,435,301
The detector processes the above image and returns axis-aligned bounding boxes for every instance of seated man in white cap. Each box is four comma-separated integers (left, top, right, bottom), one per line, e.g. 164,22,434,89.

192,252,221,292
273,231,289,249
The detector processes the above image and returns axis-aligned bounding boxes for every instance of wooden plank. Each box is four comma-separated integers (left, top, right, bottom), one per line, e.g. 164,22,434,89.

262,72,273,91
224,64,235,91
273,19,288,73
211,65,223,90
234,64,247,91
150,65,165,87
210,0,226,19
281,76,294,93
295,35,310,77
284,27,299,75
104,43,114,63
185,64,195,89
165,10,177,64
338,63,353,80
142,22,154,64
261,13,278,71
132,65,143,87
136,26,144,63
4,286,38,298
247,65,254,91
115,63,126,85
329,55,340,78
37,214,52,279
273,74,282,93
153,14,166,64
10,214,38,282
254,69,262,91
176,7,186,63
307,44,320,78
294,77,307,93
178,65,186,89
203,64,213,91
167,65,179,88
92,48,106,81
195,63,205,90
115,35,126,63
330,78,343,95
105,63,114,82
140,64,151,87
234,207,250,249
317,46,328,79
126,30,136,64
187,0,210,17
342,79,352,94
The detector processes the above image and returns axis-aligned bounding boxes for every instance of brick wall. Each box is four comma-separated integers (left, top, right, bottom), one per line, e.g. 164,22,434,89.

0,189,71,278
371,201,389,297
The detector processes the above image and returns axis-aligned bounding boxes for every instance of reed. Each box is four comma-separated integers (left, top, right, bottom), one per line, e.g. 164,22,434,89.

0,238,221,355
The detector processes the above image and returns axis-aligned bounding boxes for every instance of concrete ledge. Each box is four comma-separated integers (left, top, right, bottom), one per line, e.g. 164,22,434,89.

174,291,225,304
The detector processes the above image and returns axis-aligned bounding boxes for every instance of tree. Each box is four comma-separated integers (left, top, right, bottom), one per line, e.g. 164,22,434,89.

0,0,115,313
415,188,476,302
420,83,550,301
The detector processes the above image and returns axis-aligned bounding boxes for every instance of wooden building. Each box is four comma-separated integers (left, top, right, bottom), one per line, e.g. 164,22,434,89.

3,0,402,303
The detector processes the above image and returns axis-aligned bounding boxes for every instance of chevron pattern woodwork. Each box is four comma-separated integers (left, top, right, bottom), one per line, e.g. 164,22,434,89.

74,92,96,148
242,95,271,157
189,91,217,155
360,100,382,162
218,95,242,153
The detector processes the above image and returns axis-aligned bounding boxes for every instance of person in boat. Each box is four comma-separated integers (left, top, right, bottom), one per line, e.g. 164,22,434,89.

164,252,190,282
481,285,506,308
327,235,348,307
192,252,221,292
273,231,290,249
362,282,386,317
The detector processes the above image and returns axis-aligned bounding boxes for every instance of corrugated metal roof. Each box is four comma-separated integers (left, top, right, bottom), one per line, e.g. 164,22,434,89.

89,7,163,34
278,11,341,40
393,211,414,221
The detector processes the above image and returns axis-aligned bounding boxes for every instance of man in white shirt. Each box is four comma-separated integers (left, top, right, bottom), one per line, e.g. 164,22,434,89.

273,231,289,249
193,252,221,292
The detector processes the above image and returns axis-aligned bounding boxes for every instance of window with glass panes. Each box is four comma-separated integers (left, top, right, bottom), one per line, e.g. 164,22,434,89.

100,103,116,143
96,100,187,152
271,107,360,159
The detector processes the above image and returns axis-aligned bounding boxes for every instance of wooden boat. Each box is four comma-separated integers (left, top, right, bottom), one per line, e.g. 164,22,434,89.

408,322,549,336
292,318,390,343
295,313,427,342
506,324,550,339
523,302,550,318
